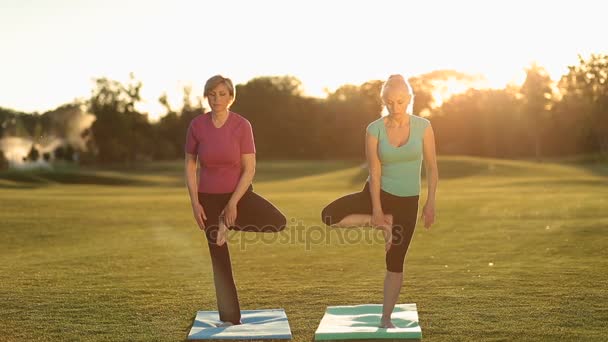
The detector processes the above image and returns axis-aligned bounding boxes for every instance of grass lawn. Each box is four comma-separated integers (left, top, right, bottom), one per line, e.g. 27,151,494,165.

0,157,606,341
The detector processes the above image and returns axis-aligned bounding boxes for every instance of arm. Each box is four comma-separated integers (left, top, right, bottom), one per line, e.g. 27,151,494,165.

421,124,438,229
185,153,206,229
222,153,256,227
365,131,388,228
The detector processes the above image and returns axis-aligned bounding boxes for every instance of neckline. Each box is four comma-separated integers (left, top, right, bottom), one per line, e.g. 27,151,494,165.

209,111,231,129
382,115,412,148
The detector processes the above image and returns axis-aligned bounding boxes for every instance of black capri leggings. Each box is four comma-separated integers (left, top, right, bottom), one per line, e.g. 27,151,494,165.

198,185,287,324
321,182,419,273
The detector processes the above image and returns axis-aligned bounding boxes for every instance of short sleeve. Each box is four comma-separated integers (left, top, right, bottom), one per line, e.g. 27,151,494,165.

419,117,431,137
421,117,430,129
240,120,256,154
366,120,381,138
184,121,199,155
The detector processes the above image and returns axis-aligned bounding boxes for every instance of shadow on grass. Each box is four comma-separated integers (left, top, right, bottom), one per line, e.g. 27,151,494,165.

489,179,607,188
530,154,608,178
85,160,361,185
348,157,524,185
0,160,360,188
5,157,605,189
254,160,361,183
0,169,150,187
0,182,39,189
572,163,608,178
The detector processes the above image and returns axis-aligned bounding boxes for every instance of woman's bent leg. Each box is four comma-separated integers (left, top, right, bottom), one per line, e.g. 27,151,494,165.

233,191,287,232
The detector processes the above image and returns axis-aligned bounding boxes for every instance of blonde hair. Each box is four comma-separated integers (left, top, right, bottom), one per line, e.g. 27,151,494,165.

204,75,235,98
381,74,415,115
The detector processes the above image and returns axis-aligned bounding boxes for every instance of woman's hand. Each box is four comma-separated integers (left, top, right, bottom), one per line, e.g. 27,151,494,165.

421,201,435,229
221,200,238,228
192,202,207,230
371,210,390,229
371,210,393,252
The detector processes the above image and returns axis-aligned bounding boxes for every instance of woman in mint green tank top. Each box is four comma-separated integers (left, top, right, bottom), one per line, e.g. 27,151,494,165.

321,74,439,329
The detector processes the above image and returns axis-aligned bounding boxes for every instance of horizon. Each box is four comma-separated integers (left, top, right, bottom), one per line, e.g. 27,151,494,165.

1,0,606,120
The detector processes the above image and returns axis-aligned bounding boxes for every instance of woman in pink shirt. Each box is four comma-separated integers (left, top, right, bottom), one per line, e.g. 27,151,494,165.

185,75,287,326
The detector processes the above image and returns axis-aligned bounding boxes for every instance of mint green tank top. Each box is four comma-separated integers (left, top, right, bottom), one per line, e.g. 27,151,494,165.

366,115,430,197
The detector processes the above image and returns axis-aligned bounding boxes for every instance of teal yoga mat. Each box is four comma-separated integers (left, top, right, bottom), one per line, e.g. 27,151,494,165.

314,304,421,340
187,309,292,340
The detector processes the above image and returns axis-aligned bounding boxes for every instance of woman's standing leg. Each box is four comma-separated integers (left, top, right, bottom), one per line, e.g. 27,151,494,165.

381,195,419,328
198,192,242,325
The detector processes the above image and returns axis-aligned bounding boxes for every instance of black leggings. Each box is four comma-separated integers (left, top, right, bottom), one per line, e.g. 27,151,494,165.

198,185,286,324
321,182,419,273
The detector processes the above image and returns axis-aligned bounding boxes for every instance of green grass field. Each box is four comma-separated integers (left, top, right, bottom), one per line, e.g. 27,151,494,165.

1,157,607,341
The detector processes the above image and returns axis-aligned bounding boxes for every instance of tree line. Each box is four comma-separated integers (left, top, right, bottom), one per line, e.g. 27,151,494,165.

0,54,606,167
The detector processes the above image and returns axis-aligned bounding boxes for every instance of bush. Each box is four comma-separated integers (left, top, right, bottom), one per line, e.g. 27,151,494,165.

0,150,8,170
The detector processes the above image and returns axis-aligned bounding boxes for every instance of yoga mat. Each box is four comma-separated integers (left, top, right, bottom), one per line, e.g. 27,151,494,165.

188,309,292,340
314,304,421,340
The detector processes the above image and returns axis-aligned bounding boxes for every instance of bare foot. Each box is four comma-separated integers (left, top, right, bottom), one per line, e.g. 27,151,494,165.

382,227,392,252
384,214,393,226
383,214,393,252
371,214,393,251
216,218,229,246
380,316,396,329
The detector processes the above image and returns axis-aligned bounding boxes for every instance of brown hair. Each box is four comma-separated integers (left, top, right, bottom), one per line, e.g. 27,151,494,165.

204,75,235,98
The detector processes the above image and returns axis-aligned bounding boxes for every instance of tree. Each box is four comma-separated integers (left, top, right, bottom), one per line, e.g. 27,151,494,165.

430,88,523,157
410,70,483,116
231,76,310,158
324,81,383,158
154,86,205,160
10,116,30,137
27,145,39,162
0,107,27,138
0,150,8,170
88,74,153,163
54,146,65,160
557,54,608,155
520,63,554,161
65,145,75,161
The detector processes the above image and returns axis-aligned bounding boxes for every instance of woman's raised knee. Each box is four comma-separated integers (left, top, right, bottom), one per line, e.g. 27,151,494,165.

275,214,287,232
321,206,335,226
261,213,287,232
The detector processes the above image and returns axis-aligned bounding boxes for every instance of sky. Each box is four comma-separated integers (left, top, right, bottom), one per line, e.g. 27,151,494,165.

1,0,606,121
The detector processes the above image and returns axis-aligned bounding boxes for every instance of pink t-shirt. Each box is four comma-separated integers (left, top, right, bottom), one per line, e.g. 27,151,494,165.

185,111,256,193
